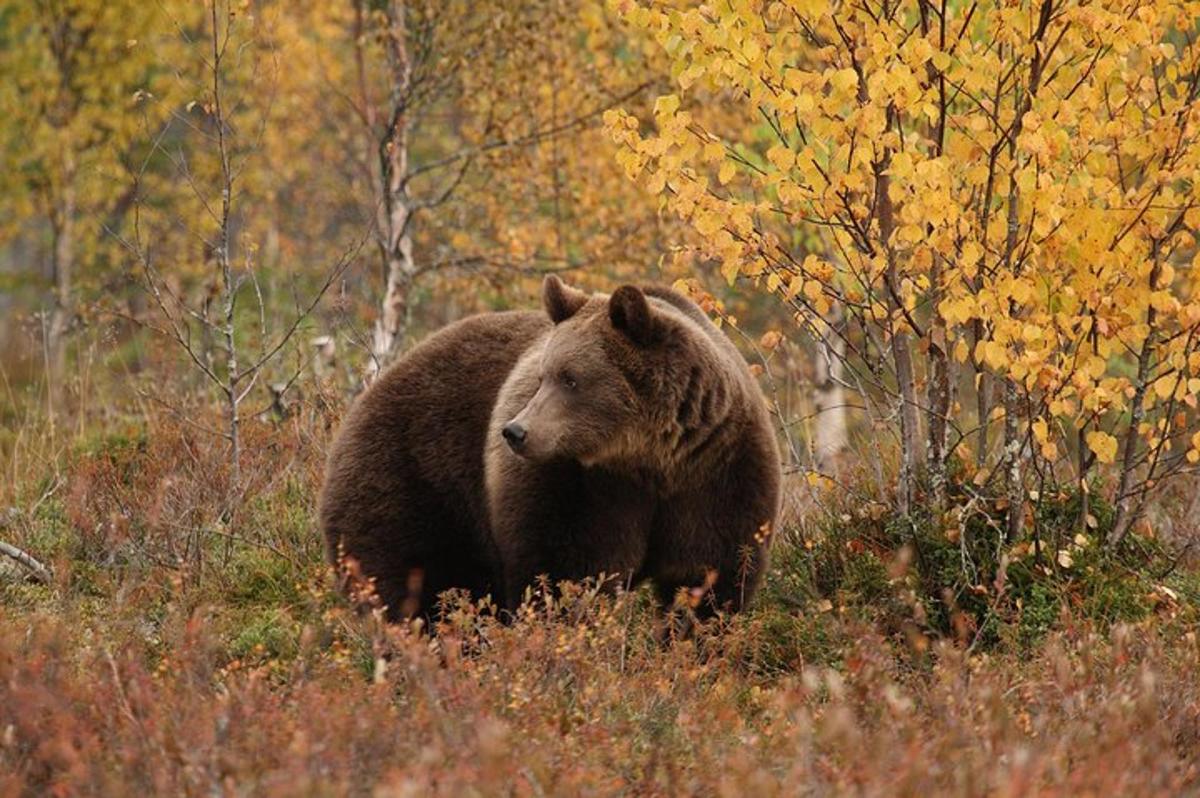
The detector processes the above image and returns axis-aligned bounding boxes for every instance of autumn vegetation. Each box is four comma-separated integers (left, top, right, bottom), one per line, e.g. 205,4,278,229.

2,0,1199,794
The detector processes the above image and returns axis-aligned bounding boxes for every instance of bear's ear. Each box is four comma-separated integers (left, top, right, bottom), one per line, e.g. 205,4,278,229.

609,285,658,346
543,274,588,324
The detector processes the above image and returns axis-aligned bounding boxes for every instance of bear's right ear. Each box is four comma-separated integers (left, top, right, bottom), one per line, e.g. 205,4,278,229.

542,274,588,324
609,285,658,346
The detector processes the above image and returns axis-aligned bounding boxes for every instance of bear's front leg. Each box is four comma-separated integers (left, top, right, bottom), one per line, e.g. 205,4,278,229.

488,461,655,615
648,482,775,629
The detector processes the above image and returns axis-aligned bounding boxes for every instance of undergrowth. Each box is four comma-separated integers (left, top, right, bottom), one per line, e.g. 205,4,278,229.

1,402,1198,795
752,469,1198,675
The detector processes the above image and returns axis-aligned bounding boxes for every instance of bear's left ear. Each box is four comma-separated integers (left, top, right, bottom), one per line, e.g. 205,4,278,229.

543,274,589,324
609,286,658,346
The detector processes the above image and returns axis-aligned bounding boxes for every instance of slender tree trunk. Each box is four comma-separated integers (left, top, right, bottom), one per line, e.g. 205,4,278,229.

366,0,416,383
977,17,1049,479
1109,254,1162,548
369,225,415,376
926,346,952,510
893,333,921,517
973,318,990,469
921,0,953,511
1003,375,1023,539
1001,243,1023,538
1000,60,1036,541
210,1,240,488
222,263,240,492
926,256,954,511
217,241,239,491
876,135,922,517
1076,424,1090,554
813,306,848,470
46,152,77,420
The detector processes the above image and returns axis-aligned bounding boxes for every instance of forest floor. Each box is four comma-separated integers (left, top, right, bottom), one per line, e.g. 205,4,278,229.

2,398,1199,796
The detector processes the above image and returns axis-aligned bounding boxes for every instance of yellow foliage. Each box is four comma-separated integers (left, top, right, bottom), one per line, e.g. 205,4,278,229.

1086,431,1119,465
607,0,1200,511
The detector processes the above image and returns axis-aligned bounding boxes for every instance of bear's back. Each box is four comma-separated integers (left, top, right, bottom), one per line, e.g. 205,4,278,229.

319,310,550,596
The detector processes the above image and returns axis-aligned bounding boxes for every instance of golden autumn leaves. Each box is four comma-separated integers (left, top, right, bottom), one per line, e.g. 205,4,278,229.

604,0,1200,513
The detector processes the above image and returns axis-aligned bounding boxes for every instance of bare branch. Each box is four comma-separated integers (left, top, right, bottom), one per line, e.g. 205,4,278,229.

0,540,52,585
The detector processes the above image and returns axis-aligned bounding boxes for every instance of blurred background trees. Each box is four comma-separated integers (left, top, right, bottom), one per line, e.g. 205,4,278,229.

0,0,682,433
0,0,174,418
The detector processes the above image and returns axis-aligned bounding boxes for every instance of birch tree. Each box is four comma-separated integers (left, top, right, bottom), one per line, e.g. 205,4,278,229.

348,1,657,380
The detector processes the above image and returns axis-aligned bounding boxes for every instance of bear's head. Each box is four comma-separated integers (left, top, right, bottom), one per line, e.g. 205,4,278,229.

500,275,667,466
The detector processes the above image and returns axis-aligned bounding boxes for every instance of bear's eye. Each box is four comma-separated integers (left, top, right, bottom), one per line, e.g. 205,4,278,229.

560,371,578,390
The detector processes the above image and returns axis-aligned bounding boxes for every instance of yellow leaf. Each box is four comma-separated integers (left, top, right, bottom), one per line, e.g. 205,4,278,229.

983,341,1007,371
767,145,795,171
1085,430,1118,464
718,161,737,185
953,338,969,363
1149,291,1177,313
890,151,914,179
1009,278,1034,305
645,170,666,195
654,94,680,118
1083,356,1107,380
695,210,722,236
786,275,804,299
830,68,858,93
1153,374,1177,400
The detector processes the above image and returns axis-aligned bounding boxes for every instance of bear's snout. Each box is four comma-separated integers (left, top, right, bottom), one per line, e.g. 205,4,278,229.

502,421,527,451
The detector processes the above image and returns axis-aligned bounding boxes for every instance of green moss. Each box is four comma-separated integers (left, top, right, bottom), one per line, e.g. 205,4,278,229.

226,606,302,663
740,606,846,673
1080,567,1151,626
1166,567,1200,608
757,481,1184,655
223,545,308,609
1014,581,1061,650
26,495,72,559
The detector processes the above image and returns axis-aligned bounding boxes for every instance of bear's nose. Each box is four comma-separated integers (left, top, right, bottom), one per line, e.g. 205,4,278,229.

502,421,527,449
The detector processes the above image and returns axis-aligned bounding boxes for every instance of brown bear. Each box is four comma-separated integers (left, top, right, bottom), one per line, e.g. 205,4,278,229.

318,276,781,623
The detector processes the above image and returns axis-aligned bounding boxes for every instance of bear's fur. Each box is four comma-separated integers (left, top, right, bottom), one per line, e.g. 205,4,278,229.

318,311,547,619
319,276,781,622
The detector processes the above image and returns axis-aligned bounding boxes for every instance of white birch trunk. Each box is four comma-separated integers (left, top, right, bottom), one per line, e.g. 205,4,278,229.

46,150,76,419
365,0,416,385
812,312,848,470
